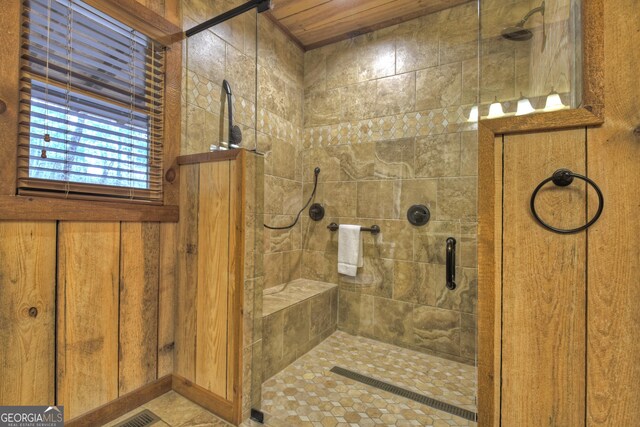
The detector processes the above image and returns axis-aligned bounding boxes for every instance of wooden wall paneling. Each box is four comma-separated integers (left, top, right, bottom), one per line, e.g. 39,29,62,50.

118,222,160,395
57,222,120,420
66,376,172,427
163,0,181,27
134,0,164,17
501,129,587,426
227,153,245,416
83,0,181,43
176,164,200,380
162,41,182,206
0,197,178,222
586,0,640,424
172,375,235,422
0,222,56,405
268,0,468,49
476,128,503,427
195,161,231,398
0,1,20,195
158,222,177,377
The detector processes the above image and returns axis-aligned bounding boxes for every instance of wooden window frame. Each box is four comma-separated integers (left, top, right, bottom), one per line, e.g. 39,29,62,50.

477,0,605,425
0,0,182,222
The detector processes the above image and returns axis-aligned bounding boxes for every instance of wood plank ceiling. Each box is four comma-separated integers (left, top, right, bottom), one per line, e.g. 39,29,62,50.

267,0,471,50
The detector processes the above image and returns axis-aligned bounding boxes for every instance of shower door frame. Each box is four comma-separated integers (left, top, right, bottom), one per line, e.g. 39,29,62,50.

476,0,605,425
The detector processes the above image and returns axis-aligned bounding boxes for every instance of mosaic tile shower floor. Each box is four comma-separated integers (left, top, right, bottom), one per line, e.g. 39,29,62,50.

102,331,476,427
259,330,477,426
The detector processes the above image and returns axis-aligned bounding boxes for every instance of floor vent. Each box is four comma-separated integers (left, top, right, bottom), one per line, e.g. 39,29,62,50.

330,366,477,422
112,409,161,427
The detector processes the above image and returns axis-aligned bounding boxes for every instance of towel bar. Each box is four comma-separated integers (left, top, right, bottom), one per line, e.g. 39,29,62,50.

327,222,380,235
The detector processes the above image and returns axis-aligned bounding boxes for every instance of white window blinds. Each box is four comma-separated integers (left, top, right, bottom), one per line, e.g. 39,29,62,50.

19,0,166,202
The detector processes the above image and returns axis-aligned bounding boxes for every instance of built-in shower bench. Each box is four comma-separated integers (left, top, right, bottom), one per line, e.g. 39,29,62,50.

261,279,338,380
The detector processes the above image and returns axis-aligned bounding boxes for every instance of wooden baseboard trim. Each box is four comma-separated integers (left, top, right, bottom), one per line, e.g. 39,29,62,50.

63,374,240,427
65,375,172,427
171,374,236,424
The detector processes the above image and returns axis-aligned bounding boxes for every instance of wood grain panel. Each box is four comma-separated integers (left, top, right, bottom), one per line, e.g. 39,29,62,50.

65,375,171,427
158,222,177,377
477,129,502,427
502,129,587,426
0,222,56,405
268,0,468,49
172,375,235,423
227,155,244,405
0,0,20,195
163,0,181,27
0,196,178,222
176,164,200,380
163,42,182,205
587,0,640,424
196,161,231,398
118,222,160,395
270,0,333,19
57,222,120,420
83,0,181,42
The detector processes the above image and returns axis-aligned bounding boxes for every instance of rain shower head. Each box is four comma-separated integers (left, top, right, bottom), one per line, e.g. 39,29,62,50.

501,25,533,41
501,1,545,41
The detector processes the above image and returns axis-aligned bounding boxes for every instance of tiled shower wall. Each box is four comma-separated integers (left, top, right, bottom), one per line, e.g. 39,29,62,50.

299,2,480,364
257,18,306,291
181,0,258,156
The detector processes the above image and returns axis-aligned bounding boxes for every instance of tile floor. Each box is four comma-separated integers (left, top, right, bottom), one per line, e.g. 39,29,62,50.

260,331,477,426
102,391,231,427
103,331,476,427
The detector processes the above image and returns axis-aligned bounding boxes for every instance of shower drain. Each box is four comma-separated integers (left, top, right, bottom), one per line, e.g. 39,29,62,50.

112,409,161,427
330,366,477,422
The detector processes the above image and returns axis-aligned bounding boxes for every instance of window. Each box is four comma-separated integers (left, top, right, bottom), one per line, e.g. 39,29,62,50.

19,0,165,202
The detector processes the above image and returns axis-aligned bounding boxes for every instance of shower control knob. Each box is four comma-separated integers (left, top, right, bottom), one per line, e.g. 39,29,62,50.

407,205,430,226
309,203,325,221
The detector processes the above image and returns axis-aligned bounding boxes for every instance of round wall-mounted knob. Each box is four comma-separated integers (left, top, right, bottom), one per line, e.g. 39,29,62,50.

407,205,431,226
0,99,7,114
309,203,325,221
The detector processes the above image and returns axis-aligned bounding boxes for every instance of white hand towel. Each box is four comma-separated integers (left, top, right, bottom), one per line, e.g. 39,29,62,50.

337,224,363,277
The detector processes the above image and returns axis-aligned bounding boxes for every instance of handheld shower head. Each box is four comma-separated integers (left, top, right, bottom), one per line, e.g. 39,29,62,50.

221,80,243,147
222,79,232,95
501,1,545,41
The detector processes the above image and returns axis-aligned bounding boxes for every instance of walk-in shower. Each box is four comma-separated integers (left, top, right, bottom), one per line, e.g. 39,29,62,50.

184,0,484,425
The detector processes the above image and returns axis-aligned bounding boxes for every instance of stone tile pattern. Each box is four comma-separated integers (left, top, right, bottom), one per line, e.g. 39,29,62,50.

260,330,477,426
261,279,339,381
256,16,306,294
244,153,265,418
181,0,260,155
300,3,480,364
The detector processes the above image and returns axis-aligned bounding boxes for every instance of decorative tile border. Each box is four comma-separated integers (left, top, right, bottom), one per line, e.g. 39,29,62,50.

304,105,478,147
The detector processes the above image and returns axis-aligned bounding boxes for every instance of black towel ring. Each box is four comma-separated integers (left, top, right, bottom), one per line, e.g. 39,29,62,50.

530,168,604,234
